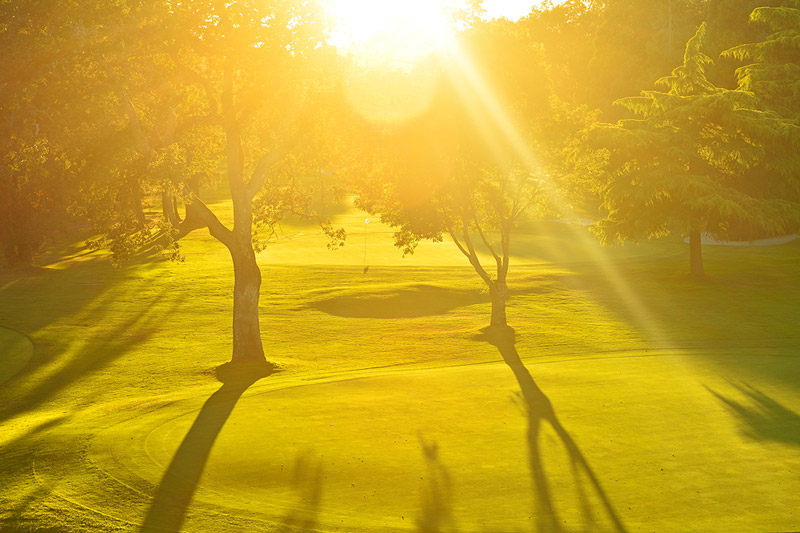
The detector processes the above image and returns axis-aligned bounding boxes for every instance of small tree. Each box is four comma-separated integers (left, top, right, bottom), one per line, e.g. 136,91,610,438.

592,23,800,276
352,20,588,326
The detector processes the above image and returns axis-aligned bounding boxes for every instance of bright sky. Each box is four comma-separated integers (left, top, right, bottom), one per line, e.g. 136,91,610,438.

324,1,558,65
481,0,539,21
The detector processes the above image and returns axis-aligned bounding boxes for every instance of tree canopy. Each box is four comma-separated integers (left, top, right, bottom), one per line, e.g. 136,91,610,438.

351,19,591,326
592,22,800,275
50,0,345,372
723,2,800,117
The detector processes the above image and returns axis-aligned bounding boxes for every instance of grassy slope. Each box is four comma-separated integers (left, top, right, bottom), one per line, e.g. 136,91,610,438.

0,198,799,531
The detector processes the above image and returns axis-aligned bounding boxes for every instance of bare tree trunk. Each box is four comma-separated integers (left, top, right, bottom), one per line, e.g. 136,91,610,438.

229,238,268,368
1,233,34,267
222,56,270,374
130,176,146,228
1,241,14,267
161,192,180,228
689,230,704,276
490,281,507,327
16,241,35,267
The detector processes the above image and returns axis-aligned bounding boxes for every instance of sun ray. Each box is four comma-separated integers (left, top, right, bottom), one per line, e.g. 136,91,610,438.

442,43,678,350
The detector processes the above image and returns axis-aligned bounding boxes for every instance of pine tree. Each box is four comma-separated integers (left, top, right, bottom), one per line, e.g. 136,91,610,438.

593,23,800,276
723,3,800,117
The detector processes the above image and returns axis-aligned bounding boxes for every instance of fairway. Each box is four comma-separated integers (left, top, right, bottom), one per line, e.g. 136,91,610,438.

0,327,33,385
1,200,799,532
6,2,800,531
93,353,800,532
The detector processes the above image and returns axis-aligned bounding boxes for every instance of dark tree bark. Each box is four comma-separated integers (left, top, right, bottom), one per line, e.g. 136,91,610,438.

229,239,266,366
16,240,35,266
1,240,13,266
218,58,271,373
1,230,35,267
450,220,512,328
161,192,181,228
130,175,146,227
689,229,704,276
490,280,508,327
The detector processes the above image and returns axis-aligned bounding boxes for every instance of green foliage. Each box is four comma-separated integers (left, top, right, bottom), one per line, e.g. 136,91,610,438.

588,0,706,117
35,0,343,266
0,137,73,266
0,1,90,266
351,19,591,310
723,3,800,118
522,0,605,106
593,23,800,264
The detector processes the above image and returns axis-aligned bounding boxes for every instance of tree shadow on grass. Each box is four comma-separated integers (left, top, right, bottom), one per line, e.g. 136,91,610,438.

139,367,270,533
476,326,627,533
310,284,486,319
416,435,456,533
277,452,324,532
0,257,124,381
0,289,179,425
707,382,800,446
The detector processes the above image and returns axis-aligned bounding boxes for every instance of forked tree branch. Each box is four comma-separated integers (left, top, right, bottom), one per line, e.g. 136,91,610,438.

245,144,294,201
448,225,471,258
182,185,234,247
474,215,502,271
451,220,494,287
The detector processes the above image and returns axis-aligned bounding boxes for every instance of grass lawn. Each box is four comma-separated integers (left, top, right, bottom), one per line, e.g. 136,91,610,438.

1,198,799,532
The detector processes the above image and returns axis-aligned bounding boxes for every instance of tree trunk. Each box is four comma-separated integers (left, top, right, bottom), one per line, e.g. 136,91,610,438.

1,237,34,267
16,241,35,267
229,240,268,369
221,58,271,377
161,192,181,229
490,281,508,327
1,239,16,267
689,230,704,276
130,176,146,228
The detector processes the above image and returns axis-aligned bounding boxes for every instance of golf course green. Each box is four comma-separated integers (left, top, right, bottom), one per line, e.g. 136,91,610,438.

1,199,799,532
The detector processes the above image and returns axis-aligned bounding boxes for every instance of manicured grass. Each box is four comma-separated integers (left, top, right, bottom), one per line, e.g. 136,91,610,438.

1,199,799,531
0,327,33,386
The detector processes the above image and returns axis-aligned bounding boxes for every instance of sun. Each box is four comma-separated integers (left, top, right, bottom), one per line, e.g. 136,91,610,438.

323,0,459,65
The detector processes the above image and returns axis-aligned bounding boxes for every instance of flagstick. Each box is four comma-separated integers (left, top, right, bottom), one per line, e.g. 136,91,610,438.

363,218,369,274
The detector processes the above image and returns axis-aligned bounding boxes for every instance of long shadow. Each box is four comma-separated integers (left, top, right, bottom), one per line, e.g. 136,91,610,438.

0,289,178,425
0,248,184,405
0,257,120,381
478,326,627,533
707,382,800,446
561,247,800,392
140,369,268,533
277,452,324,532
416,435,455,533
